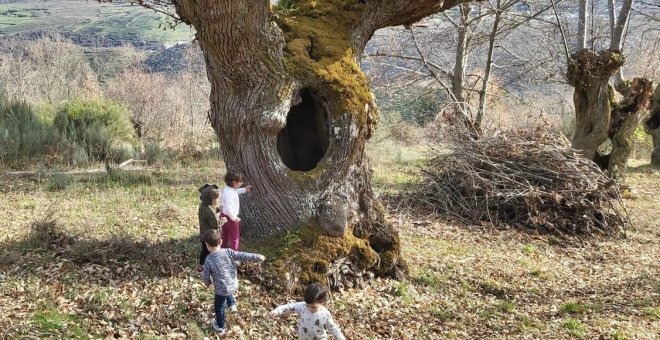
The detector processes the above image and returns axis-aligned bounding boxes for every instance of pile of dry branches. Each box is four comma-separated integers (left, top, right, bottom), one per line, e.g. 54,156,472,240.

418,130,628,238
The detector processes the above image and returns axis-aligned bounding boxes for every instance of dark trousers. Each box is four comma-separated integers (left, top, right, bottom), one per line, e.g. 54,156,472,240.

213,294,236,329
199,241,209,265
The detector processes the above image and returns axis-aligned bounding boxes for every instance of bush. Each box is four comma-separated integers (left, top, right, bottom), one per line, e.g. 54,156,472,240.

142,139,169,165
71,145,90,166
48,173,74,191
1,97,141,167
0,95,55,166
109,141,137,164
53,99,137,164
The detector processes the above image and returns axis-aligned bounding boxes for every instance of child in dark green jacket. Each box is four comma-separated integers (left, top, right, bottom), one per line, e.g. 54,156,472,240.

197,184,227,271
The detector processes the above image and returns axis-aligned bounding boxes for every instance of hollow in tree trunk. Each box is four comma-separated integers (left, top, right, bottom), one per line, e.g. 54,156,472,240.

172,0,468,291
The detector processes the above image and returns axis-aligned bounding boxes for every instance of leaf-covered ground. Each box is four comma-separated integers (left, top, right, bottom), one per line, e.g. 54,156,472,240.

0,162,658,339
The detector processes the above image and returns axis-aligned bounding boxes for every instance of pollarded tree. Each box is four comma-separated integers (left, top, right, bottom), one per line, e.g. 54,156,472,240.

127,0,469,290
566,0,654,181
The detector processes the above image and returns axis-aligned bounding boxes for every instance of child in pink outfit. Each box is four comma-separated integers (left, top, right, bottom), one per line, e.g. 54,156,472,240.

220,170,252,250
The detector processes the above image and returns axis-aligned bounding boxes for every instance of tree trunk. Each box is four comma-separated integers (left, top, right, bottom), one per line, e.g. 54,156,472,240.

608,78,654,180
578,0,589,50
567,49,623,160
452,3,472,119
645,84,660,165
172,0,467,291
607,0,616,39
475,0,502,131
610,0,634,90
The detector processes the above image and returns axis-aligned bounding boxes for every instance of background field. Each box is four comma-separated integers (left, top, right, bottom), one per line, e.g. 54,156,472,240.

0,0,193,47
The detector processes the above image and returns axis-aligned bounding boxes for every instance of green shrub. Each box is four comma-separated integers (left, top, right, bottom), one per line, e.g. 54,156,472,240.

275,0,297,11
48,173,73,191
109,141,136,163
72,145,90,166
0,95,54,165
143,139,169,165
0,97,140,167
53,99,137,164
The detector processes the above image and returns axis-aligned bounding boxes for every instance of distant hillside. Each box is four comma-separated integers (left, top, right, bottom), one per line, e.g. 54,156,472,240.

0,0,198,73
0,0,193,48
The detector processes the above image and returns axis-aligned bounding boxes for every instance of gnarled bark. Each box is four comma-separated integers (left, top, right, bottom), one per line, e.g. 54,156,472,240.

567,49,623,160
645,84,660,165
171,0,468,290
608,78,654,181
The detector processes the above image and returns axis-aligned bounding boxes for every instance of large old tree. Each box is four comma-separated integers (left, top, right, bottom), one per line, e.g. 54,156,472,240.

134,0,467,290
568,0,654,181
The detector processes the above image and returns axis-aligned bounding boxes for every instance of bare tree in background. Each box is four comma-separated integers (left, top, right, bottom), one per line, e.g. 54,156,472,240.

106,67,213,150
364,0,563,134
0,36,100,103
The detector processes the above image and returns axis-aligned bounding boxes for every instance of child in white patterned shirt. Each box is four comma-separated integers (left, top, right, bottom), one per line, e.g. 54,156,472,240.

268,283,345,340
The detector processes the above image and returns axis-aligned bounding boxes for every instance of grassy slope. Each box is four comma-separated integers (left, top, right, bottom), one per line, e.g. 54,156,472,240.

0,154,658,338
0,0,193,46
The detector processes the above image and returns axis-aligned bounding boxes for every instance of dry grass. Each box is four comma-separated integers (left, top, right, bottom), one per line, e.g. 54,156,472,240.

0,158,658,338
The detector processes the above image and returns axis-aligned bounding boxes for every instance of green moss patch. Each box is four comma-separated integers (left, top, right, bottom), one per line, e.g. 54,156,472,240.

246,215,378,291
275,1,375,132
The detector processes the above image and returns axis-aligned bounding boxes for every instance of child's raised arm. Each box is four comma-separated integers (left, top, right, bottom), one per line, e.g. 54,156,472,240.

230,250,265,263
268,302,306,317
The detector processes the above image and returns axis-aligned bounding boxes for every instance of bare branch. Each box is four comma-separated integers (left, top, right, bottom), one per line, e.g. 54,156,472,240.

100,0,182,23
443,12,459,28
612,0,635,51
551,0,571,61
409,27,474,123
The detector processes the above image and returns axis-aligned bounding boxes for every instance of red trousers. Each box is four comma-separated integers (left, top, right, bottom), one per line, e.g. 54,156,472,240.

220,213,240,251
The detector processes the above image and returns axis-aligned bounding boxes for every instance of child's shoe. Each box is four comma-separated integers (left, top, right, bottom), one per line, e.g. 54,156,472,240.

229,304,238,313
211,319,225,333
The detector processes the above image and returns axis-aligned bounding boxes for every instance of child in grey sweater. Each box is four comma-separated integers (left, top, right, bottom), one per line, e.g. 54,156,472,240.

201,229,265,334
